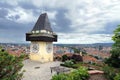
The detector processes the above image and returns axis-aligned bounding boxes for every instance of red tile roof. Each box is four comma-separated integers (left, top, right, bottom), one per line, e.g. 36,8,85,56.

83,55,98,63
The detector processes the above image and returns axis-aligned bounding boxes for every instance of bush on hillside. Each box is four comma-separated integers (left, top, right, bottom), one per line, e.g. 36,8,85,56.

71,54,83,62
105,25,120,68
69,66,89,80
52,73,68,80
60,60,77,68
54,56,61,61
62,54,69,62
51,66,89,80
114,73,120,80
0,50,25,80
102,65,116,80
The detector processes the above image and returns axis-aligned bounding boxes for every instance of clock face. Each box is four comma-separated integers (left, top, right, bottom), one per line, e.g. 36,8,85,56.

46,42,53,53
31,43,39,53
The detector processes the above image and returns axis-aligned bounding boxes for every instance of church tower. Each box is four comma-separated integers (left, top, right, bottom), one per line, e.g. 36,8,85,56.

26,13,57,63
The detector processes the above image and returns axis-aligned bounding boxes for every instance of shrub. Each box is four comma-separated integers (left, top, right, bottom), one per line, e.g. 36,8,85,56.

60,64,78,69
71,63,82,69
54,56,61,61
64,60,74,66
77,66,89,79
62,54,69,62
61,60,84,69
51,66,89,80
71,54,83,62
103,65,116,80
60,60,75,68
105,25,120,68
0,50,25,80
60,60,80,68
70,66,89,80
52,73,68,80
114,73,120,80
105,57,120,68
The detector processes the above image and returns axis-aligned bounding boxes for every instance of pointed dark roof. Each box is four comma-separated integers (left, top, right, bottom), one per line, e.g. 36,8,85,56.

32,13,53,32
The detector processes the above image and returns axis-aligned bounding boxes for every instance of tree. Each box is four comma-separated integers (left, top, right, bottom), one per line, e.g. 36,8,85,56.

71,47,80,53
98,45,103,51
0,48,25,80
62,54,69,62
71,54,83,62
105,25,120,68
114,73,120,80
51,66,89,80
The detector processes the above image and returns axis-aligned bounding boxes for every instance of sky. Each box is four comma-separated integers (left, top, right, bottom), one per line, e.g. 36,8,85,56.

0,0,120,44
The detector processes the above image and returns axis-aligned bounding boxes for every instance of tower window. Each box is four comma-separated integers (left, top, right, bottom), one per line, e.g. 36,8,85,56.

32,31,35,33
36,30,39,33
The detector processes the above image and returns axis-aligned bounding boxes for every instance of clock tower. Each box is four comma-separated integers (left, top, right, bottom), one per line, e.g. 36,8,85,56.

26,13,57,63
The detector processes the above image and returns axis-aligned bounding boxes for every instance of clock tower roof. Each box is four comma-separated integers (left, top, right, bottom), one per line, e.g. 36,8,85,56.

32,13,53,32
26,13,57,42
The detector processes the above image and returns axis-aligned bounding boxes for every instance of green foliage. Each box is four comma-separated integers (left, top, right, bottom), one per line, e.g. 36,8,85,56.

61,60,84,69
54,56,61,61
0,50,25,80
64,60,74,66
71,54,83,62
0,46,4,52
114,73,120,80
72,47,80,53
51,66,89,80
72,63,83,68
98,45,103,51
105,56,120,68
52,73,68,80
103,66,116,80
105,25,120,68
60,60,76,68
0,46,2,51
62,54,69,62
70,66,89,80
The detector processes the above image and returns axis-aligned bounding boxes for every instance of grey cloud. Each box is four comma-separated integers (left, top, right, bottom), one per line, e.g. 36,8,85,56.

53,9,72,33
7,14,21,21
0,18,34,43
0,18,34,31
104,21,120,34
0,8,8,18
15,15,20,20
0,0,120,43
18,1,36,10
0,2,14,9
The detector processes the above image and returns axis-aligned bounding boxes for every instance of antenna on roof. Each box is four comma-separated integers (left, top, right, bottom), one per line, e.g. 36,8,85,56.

41,0,46,14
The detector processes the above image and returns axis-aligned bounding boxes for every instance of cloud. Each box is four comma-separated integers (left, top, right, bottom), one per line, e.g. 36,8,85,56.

0,8,8,19
52,9,72,33
58,33,113,44
5,7,37,24
47,11,57,20
30,0,120,34
64,0,120,34
0,0,120,44
0,0,18,6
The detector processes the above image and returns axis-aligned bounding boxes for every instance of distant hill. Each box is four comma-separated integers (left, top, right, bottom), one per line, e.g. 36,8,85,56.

0,43,113,47
92,43,113,47
54,43,113,47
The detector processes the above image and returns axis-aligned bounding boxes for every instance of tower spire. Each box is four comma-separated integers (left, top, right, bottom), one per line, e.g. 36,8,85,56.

41,0,46,14
32,13,52,32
